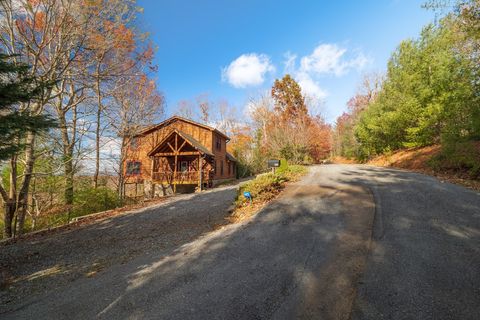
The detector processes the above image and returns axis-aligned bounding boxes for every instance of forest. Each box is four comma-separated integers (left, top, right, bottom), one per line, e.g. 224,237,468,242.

0,0,163,238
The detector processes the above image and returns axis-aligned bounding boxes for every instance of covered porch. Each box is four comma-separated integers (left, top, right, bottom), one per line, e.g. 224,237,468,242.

148,129,214,191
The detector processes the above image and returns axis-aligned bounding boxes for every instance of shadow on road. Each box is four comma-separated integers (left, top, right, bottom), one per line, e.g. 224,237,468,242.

2,165,479,320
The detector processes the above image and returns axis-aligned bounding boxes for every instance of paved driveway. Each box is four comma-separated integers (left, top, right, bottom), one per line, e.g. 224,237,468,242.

1,165,479,319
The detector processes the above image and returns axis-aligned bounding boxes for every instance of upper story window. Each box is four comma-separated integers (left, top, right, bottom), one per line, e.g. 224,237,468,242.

130,137,140,150
215,136,222,151
126,161,141,175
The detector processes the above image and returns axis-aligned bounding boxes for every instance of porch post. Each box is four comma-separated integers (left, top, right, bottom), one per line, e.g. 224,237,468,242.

173,134,178,193
198,154,202,191
150,156,155,198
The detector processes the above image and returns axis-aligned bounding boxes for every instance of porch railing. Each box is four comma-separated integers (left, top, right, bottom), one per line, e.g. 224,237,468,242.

152,171,210,184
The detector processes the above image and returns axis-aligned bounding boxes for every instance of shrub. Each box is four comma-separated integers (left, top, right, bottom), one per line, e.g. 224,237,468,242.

429,141,480,178
236,164,307,208
236,173,288,207
277,164,307,180
72,186,121,218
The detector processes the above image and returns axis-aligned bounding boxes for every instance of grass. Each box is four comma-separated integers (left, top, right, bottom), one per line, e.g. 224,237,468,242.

229,164,307,223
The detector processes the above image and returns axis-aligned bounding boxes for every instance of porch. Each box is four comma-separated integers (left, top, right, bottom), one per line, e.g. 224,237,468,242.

148,129,214,190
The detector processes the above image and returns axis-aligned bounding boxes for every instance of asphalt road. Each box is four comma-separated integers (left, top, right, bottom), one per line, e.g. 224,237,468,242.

1,165,479,319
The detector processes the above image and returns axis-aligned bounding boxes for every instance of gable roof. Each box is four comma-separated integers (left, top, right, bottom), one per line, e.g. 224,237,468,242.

138,116,230,141
147,129,214,157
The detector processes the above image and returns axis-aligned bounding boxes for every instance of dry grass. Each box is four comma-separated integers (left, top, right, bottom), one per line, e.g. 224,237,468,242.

329,156,358,164
228,166,308,223
367,145,480,192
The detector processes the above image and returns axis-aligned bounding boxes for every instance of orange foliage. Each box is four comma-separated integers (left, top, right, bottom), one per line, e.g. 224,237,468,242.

228,126,254,156
307,116,332,162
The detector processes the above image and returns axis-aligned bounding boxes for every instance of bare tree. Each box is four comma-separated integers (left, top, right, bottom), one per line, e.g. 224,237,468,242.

0,0,94,236
107,74,164,199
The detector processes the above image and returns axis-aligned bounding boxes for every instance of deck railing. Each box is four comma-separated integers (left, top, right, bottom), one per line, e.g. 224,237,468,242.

152,171,210,184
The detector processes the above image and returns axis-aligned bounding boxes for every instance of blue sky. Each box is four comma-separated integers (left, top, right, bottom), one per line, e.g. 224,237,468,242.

137,0,435,123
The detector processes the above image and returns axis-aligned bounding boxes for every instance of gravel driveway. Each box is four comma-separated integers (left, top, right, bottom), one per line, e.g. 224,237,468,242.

0,184,238,313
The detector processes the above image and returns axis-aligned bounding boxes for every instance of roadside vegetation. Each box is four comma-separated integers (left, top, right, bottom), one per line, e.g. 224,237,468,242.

229,162,307,223
333,0,479,183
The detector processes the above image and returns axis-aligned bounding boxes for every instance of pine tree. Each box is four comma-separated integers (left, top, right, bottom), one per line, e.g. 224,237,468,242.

0,54,55,160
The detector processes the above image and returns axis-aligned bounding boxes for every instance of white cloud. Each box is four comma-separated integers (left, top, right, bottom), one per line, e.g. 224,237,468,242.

299,43,370,77
222,53,275,88
282,43,371,107
296,72,328,100
283,51,297,74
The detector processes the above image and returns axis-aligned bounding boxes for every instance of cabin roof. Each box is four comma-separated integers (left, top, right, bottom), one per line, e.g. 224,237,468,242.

147,129,214,157
138,116,230,141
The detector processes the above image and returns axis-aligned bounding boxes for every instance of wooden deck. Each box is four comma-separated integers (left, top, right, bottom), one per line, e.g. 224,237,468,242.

152,171,210,184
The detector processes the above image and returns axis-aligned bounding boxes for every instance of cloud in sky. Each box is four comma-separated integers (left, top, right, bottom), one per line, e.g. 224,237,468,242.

299,44,370,77
283,43,371,101
223,44,371,108
222,53,275,88
295,72,328,100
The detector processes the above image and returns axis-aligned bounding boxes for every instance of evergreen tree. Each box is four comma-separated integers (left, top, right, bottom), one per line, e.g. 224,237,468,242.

0,54,55,160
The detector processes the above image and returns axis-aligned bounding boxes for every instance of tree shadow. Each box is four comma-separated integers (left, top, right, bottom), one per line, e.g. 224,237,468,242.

1,175,375,320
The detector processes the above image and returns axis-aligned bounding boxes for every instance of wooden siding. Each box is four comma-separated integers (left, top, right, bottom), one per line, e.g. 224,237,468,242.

124,117,235,185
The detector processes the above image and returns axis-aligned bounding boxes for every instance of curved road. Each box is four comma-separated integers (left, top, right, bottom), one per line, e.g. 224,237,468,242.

1,165,479,319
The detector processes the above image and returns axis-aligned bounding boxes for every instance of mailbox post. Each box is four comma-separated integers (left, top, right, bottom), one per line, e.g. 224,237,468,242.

267,159,281,174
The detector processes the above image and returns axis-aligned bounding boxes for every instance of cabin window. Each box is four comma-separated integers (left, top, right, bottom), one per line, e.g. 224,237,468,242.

228,162,231,175
126,161,141,175
180,161,188,172
130,137,139,150
216,136,221,151
220,160,224,176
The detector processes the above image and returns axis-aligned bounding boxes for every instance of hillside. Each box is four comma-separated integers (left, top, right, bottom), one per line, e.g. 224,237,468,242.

364,145,480,191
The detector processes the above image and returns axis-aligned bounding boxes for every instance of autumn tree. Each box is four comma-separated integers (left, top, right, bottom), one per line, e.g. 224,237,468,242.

0,0,96,236
108,74,164,199
271,74,308,124
85,0,155,189
247,75,332,166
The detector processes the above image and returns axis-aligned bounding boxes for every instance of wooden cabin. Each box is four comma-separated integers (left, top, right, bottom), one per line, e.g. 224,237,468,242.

123,116,237,197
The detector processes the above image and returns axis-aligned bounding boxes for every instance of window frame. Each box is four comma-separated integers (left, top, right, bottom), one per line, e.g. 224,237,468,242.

215,136,222,151
126,160,142,176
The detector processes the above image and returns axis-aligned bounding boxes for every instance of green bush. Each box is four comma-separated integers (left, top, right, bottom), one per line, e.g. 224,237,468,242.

72,186,121,218
277,164,307,180
429,141,480,178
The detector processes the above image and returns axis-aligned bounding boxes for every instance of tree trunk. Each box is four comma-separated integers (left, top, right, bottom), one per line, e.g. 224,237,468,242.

16,131,36,235
58,112,74,220
93,68,102,188
3,200,16,238
118,136,127,200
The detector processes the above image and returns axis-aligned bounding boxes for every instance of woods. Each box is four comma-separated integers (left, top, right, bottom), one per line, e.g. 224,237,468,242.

0,0,162,238
334,0,479,177
230,74,332,175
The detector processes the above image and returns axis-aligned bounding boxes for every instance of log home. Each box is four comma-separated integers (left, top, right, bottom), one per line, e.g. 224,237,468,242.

124,116,237,197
